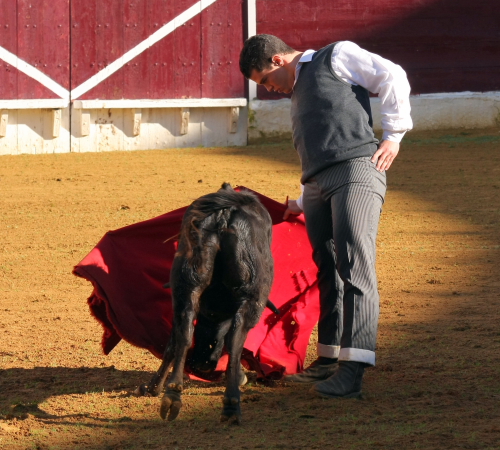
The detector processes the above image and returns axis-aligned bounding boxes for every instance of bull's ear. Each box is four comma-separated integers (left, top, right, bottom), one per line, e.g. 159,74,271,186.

220,182,233,191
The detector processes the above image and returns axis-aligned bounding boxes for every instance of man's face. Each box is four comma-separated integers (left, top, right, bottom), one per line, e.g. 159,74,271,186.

249,55,294,94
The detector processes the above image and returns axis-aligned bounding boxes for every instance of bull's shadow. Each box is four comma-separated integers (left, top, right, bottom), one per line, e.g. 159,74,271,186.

0,365,152,419
0,364,265,422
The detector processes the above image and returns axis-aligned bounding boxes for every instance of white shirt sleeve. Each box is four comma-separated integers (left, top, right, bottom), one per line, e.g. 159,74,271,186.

295,185,305,211
331,41,413,143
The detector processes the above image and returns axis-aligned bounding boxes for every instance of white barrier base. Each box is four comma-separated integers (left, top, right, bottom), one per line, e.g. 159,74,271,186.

248,91,500,143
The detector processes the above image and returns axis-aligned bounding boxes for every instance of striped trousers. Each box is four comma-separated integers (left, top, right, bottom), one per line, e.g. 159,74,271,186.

302,156,386,366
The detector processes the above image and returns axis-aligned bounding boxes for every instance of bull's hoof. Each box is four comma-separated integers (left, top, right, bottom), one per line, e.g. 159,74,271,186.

220,412,241,425
221,397,241,425
134,383,162,397
133,384,152,397
160,389,182,421
166,382,183,393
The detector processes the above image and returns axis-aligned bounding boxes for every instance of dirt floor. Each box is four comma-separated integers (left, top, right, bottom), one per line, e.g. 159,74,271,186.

1,128,500,450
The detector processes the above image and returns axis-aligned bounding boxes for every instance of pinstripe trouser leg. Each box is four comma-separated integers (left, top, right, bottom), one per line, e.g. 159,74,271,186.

302,157,386,366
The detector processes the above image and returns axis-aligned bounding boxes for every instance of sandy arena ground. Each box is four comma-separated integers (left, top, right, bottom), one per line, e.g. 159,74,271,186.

1,129,500,449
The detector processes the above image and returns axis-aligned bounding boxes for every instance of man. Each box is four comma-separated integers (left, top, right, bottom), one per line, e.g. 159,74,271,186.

239,35,412,398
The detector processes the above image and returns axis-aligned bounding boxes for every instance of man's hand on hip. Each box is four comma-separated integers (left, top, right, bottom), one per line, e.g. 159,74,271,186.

371,140,400,171
283,199,303,220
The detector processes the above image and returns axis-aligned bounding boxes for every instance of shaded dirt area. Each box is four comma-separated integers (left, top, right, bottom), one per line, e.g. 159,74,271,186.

1,129,500,450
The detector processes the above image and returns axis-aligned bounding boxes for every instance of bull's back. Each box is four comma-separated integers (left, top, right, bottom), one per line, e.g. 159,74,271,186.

218,201,273,293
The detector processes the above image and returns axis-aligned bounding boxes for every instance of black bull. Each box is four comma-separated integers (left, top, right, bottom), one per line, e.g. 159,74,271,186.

136,183,274,424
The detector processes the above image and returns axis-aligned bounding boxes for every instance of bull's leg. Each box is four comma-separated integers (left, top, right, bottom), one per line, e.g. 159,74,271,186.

220,321,250,425
135,340,175,397
189,316,232,375
160,296,198,421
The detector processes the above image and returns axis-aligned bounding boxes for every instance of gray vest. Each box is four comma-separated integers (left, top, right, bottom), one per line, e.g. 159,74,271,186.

291,43,379,183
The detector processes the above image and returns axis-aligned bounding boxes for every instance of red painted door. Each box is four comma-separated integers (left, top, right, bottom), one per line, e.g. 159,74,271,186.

0,0,70,101
70,0,246,101
0,0,245,102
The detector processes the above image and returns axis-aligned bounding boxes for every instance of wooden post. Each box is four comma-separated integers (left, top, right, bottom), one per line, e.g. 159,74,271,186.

80,110,90,136
180,108,190,135
0,110,7,137
229,107,239,133
52,109,61,138
132,109,142,136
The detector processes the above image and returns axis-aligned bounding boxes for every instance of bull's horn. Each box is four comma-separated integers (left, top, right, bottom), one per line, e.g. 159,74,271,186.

266,299,280,315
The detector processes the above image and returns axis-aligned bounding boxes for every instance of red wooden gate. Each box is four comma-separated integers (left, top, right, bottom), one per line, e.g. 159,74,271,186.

70,0,244,101
0,0,70,102
0,0,247,152
0,0,244,102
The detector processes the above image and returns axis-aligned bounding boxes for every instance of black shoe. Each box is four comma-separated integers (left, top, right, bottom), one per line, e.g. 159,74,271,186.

284,358,339,384
311,361,365,398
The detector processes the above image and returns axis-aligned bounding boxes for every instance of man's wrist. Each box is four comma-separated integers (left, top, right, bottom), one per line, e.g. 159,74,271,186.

382,130,406,143
296,196,304,211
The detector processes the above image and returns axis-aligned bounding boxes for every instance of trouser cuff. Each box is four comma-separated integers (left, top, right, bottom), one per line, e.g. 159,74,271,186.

317,343,340,359
339,348,376,366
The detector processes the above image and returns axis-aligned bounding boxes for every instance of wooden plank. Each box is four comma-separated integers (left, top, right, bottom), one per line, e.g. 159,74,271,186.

73,98,247,109
173,0,202,99
0,1,18,100
14,0,69,99
201,0,229,98
225,0,245,98
147,0,177,99
70,0,97,92
41,0,70,91
122,0,150,99
92,0,124,99
17,0,57,99
0,99,69,109
201,0,245,98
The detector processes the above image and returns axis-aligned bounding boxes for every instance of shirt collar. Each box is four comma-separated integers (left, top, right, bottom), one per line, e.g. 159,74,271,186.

299,49,316,62
294,49,316,84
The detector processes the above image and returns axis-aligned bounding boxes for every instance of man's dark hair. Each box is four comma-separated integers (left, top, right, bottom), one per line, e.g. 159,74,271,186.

239,34,295,79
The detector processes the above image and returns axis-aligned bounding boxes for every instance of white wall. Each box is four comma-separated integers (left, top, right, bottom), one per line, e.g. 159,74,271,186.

0,108,70,155
70,106,248,153
0,106,248,155
2,92,499,154
248,92,500,143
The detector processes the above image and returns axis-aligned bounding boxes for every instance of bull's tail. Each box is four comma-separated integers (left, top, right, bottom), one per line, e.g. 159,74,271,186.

188,183,260,220
178,183,261,261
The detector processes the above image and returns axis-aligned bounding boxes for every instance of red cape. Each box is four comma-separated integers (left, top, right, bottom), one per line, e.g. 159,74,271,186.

73,188,319,380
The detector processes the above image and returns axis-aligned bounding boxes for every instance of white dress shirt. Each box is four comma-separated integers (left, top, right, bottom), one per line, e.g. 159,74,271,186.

294,41,413,211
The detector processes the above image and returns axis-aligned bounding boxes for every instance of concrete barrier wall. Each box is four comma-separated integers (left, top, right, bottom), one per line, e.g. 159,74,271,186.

248,92,500,143
0,104,248,156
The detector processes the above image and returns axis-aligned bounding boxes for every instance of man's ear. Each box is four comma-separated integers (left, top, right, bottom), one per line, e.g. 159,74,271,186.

272,54,284,67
